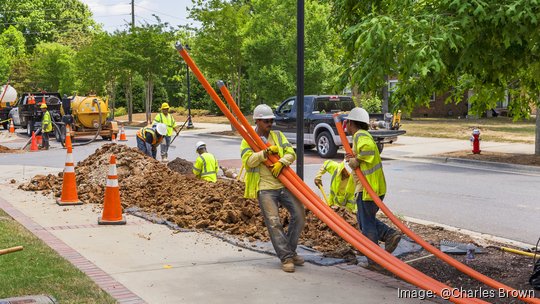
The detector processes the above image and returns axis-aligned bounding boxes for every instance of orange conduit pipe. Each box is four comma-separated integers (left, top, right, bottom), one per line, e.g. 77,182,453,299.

216,81,486,304
175,43,485,304
333,115,540,304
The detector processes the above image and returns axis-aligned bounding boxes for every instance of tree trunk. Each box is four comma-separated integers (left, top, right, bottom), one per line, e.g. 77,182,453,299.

127,74,133,123
145,77,154,124
381,75,389,114
534,106,540,156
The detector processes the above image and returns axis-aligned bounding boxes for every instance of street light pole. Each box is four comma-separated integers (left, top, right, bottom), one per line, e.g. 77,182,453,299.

185,44,194,129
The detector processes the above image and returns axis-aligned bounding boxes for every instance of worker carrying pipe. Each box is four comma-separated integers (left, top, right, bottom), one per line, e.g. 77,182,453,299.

40,103,52,150
153,102,179,162
344,107,402,269
192,141,218,182
240,104,305,273
314,160,357,213
136,123,167,159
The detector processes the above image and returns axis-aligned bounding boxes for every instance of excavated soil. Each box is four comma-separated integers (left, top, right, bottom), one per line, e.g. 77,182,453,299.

18,144,539,300
0,144,20,153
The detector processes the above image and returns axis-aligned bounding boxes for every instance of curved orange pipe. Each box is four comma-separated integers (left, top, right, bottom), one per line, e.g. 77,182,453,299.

175,43,487,303
334,115,539,303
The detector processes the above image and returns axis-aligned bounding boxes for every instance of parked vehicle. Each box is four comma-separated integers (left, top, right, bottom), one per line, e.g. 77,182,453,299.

273,95,405,158
10,92,63,138
0,85,18,129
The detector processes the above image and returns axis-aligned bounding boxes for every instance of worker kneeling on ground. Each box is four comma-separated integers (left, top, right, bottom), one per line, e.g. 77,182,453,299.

192,141,218,182
40,103,52,150
240,104,305,273
345,107,402,267
153,102,178,162
314,160,357,213
136,123,167,159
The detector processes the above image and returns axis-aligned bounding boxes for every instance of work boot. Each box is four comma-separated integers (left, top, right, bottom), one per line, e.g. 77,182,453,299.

162,155,168,162
292,254,304,266
385,231,402,253
366,263,386,273
281,259,295,273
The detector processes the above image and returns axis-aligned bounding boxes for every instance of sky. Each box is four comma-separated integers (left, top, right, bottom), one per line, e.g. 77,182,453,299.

79,0,196,32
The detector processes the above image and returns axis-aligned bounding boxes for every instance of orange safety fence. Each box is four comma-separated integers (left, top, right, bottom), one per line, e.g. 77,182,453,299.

175,42,529,303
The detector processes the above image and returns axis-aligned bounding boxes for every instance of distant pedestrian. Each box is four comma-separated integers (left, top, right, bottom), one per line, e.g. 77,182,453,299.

314,160,356,212
192,141,218,182
153,102,178,162
240,104,305,273
40,103,52,150
345,107,401,264
136,123,167,159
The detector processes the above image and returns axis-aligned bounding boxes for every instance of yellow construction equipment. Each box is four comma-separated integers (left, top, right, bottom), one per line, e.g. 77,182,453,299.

64,95,118,141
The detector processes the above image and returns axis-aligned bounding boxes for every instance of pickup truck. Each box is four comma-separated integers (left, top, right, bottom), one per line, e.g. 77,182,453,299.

9,92,63,139
273,95,405,158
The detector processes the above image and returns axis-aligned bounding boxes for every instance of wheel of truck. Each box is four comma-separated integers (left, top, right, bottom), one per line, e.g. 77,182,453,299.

101,135,111,141
2,122,7,130
26,121,34,137
316,131,338,158
377,142,384,154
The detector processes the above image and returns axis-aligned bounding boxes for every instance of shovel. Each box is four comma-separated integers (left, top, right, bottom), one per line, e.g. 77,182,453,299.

167,118,189,149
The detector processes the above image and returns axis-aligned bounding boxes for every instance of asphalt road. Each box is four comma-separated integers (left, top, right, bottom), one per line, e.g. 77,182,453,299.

1,129,539,245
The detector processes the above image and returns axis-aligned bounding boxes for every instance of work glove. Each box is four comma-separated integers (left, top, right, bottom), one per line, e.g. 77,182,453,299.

265,145,279,155
314,177,323,187
348,157,360,170
271,161,284,178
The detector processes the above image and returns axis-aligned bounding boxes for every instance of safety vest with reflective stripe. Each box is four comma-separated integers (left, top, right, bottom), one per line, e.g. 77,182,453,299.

240,130,294,199
153,113,175,136
192,152,218,182
321,160,357,212
352,129,386,200
136,127,161,146
42,111,52,132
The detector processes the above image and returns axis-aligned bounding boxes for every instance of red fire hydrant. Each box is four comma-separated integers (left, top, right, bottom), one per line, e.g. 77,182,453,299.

470,128,481,154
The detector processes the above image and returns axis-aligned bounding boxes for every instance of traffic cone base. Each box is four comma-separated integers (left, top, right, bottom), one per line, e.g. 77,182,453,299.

98,154,126,225
57,147,82,205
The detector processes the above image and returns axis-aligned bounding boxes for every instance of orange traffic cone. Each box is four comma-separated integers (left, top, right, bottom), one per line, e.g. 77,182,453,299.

9,119,14,133
119,125,127,141
98,154,126,225
30,131,39,152
57,145,82,206
111,133,117,143
64,126,72,150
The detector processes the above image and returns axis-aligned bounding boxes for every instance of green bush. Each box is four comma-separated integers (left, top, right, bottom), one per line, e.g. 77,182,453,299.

169,106,209,116
114,107,127,117
359,96,382,113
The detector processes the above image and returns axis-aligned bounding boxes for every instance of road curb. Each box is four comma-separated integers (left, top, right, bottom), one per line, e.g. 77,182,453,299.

395,155,540,175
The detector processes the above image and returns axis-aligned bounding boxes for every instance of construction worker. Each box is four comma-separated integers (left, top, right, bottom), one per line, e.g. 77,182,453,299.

314,160,357,213
240,104,305,273
153,102,178,162
40,103,52,150
136,123,167,159
192,141,218,182
345,107,401,262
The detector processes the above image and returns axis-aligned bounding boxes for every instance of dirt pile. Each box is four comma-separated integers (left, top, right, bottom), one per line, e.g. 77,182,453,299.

18,143,355,254
0,144,17,153
167,157,194,175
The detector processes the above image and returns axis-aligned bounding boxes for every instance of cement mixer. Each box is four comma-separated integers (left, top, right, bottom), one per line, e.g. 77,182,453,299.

62,95,118,141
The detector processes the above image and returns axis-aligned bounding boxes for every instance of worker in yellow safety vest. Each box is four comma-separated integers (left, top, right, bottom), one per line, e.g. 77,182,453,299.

240,104,305,273
136,123,167,159
40,103,52,150
192,141,218,182
314,160,357,213
345,107,401,261
153,102,178,162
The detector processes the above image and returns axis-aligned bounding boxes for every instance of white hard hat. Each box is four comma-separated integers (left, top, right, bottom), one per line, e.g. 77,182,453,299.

253,104,275,120
347,107,370,124
155,123,167,135
196,141,206,150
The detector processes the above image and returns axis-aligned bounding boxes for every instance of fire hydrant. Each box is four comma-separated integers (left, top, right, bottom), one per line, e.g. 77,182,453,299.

470,128,481,154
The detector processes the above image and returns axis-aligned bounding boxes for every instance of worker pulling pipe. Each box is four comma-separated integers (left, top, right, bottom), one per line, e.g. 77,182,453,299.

333,114,540,304
175,42,489,303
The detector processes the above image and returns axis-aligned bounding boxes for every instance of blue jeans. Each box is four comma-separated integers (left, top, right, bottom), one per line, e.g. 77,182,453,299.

136,137,157,159
258,188,305,261
160,135,171,158
356,194,395,245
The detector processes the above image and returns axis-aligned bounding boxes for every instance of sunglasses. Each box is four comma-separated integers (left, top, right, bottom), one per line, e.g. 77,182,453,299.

260,119,274,124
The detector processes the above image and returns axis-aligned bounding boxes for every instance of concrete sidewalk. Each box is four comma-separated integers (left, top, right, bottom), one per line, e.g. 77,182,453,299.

0,165,431,304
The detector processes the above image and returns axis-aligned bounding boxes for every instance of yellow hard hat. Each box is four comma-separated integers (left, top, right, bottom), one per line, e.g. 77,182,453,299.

40,103,47,109
161,102,170,110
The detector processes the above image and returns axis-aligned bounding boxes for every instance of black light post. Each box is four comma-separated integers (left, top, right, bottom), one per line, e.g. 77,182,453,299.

296,0,305,179
185,44,194,129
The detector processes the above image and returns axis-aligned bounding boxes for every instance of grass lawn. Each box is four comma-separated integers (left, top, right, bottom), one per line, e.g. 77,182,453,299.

402,117,536,143
0,210,115,304
115,112,231,125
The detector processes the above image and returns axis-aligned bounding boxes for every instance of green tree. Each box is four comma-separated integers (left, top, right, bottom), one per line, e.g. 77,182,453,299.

30,42,76,93
332,0,540,154
0,26,26,81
